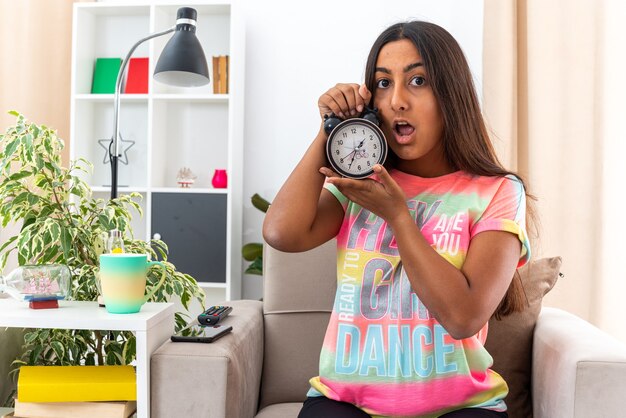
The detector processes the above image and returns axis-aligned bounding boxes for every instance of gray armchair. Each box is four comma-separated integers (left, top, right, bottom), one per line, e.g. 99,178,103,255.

151,241,626,418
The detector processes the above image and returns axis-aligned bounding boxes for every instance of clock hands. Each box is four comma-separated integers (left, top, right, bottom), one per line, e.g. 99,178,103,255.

348,138,368,169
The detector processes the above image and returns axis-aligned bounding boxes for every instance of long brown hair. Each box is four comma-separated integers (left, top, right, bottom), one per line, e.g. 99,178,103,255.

364,21,537,318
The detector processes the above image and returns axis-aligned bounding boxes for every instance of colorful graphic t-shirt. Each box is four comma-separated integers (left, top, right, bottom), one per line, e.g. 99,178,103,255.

307,170,531,418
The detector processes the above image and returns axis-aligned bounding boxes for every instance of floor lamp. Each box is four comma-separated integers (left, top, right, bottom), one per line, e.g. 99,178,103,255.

110,7,210,199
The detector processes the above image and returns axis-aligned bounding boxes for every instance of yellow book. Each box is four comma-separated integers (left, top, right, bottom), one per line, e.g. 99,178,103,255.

17,366,136,403
14,399,136,418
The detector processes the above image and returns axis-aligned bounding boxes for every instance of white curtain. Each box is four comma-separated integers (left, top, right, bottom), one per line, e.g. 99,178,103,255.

0,0,92,273
483,0,626,342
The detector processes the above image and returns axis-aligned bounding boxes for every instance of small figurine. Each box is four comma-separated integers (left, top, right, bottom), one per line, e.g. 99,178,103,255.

177,167,197,188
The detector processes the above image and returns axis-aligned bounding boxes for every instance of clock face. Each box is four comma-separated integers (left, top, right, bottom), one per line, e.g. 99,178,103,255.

325,119,388,179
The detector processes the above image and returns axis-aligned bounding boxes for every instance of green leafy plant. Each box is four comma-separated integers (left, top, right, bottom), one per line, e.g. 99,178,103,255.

241,193,270,275
0,112,205,405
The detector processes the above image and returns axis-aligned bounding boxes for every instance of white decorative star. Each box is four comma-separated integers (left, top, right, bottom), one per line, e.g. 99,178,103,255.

97,133,136,165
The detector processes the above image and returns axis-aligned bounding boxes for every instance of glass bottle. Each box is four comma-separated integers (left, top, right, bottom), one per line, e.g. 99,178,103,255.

107,229,125,254
0,264,71,301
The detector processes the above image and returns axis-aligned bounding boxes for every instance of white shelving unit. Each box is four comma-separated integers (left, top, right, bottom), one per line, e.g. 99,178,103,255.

0,299,175,418
70,2,244,303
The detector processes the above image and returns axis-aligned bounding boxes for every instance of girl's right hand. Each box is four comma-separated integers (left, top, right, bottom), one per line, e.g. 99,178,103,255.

318,83,372,121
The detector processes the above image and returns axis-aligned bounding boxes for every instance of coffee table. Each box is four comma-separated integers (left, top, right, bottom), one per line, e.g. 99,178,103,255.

0,299,174,418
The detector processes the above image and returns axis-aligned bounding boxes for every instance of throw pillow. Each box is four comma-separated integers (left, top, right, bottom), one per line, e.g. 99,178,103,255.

485,256,562,418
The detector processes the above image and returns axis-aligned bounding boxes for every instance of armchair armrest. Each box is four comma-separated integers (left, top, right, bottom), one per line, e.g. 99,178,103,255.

532,307,626,418
151,300,263,418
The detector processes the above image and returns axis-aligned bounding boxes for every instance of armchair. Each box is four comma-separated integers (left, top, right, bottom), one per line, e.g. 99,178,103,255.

151,241,626,417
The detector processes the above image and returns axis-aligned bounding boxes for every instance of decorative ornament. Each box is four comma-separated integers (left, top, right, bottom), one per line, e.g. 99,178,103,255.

212,169,227,188
97,133,136,165
177,167,197,188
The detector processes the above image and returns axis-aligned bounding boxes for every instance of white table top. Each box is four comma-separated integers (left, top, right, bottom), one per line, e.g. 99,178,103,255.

0,299,174,331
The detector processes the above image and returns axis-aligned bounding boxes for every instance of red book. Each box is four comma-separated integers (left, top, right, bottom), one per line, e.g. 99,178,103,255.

125,57,149,94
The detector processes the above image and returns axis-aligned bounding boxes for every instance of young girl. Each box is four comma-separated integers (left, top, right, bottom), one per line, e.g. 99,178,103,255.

263,21,532,418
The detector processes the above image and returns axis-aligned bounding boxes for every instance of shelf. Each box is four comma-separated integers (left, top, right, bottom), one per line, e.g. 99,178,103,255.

199,282,227,289
152,94,229,102
91,186,149,193
91,187,228,195
74,94,229,103
71,1,244,304
151,187,229,194
73,4,149,17
75,94,149,101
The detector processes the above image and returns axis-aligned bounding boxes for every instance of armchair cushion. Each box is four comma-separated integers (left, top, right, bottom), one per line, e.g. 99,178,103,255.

151,300,263,418
485,257,562,418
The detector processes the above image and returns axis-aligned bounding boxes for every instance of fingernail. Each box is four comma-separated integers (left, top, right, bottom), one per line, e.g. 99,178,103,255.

339,112,346,119
350,109,357,116
357,105,363,112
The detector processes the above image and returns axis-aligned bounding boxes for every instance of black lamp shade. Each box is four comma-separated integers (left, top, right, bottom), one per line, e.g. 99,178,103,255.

154,8,210,87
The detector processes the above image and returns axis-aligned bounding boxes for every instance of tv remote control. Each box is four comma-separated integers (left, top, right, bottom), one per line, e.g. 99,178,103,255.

198,305,233,326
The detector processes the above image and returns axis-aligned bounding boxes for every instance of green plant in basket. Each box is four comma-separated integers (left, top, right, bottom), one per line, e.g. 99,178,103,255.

0,112,205,406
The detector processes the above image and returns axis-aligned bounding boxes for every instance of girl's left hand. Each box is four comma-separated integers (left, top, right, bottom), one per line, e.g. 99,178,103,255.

320,164,408,224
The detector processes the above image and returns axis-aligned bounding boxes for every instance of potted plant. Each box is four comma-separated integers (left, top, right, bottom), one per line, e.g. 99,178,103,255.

0,112,205,405
242,194,270,275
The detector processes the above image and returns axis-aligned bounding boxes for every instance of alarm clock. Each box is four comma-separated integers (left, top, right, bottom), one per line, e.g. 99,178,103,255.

324,107,388,179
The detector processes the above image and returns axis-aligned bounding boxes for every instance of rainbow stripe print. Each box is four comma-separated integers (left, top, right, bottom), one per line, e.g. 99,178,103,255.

307,170,530,417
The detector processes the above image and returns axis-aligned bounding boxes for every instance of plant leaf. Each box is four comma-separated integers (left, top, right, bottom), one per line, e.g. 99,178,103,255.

251,193,271,213
242,243,263,261
245,257,263,275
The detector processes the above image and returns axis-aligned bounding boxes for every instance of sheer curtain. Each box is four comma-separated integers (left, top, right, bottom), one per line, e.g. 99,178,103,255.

0,0,91,273
0,0,89,158
483,0,626,342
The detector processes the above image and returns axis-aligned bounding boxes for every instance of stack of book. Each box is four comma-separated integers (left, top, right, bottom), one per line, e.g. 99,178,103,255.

212,55,229,94
12,365,136,418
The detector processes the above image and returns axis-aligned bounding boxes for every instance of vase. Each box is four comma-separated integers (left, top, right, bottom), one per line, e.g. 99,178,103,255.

212,169,228,188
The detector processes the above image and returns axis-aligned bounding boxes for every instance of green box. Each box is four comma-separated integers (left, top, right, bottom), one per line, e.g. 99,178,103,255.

91,58,122,94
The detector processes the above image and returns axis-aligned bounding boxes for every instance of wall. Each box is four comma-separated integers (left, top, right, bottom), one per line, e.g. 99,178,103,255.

239,0,484,298
28,0,484,301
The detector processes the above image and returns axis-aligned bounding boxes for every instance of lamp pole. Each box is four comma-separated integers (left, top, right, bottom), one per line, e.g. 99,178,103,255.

108,7,209,200
110,27,174,200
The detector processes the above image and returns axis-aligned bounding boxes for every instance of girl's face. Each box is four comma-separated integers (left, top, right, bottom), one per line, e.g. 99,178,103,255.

374,39,451,177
